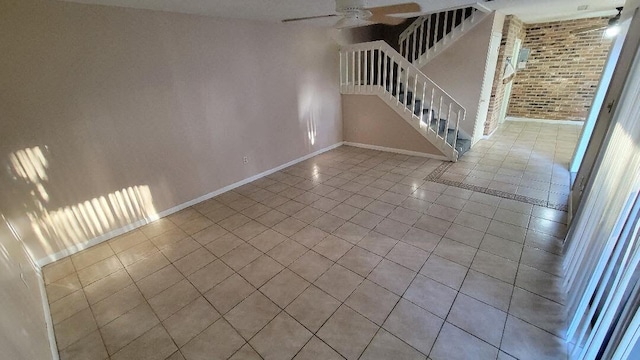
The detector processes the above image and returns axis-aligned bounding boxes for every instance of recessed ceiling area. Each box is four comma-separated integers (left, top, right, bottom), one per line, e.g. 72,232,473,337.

61,0,626,25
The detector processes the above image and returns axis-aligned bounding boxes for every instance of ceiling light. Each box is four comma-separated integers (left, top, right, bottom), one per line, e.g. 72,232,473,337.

604,25,620,38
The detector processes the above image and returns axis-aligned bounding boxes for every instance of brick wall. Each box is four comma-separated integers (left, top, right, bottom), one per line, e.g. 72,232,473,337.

507,17,612,121
485,15,525,135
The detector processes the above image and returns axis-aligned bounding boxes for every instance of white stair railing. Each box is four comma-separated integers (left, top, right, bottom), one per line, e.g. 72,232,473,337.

339,40,466,161
399,7,485,67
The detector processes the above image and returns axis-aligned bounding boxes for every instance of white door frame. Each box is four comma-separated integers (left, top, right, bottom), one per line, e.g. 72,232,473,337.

499,38,521,124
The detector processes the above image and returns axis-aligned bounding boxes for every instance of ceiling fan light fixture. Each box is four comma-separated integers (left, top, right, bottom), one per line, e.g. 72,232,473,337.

604,25,620,38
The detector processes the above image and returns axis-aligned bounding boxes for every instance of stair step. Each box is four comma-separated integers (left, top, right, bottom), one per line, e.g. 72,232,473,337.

446,129,471,157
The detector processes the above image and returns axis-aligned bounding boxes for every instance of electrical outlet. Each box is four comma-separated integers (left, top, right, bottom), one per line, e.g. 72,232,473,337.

243,156,248,164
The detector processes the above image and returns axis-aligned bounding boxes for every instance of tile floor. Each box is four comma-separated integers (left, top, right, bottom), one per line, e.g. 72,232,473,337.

432,121,582,210
44,126,574,360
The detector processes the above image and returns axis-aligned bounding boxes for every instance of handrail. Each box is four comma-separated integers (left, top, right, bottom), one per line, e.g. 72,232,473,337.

399,7,478,65
339,40,466,161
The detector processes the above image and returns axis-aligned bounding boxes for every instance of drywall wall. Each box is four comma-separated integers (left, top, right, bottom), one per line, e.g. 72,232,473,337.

508,17,612,120
342,95,446,157
0,0,342,262
0,219,54,360
419,12,501,140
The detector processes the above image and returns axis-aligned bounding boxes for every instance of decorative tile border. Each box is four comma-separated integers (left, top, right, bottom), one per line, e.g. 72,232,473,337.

425,162,568,211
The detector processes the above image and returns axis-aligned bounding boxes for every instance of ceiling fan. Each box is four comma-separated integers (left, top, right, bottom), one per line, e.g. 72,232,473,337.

282,0,421,28
571,7,623,36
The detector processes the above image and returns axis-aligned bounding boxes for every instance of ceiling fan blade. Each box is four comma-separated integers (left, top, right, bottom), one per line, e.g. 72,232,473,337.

369,13,406,26
282,14,338,23
570,25,606,34
368,2,421,15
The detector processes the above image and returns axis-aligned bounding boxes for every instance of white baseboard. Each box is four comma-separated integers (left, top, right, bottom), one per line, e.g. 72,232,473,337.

37,268,59,360
343,142,449,161
36,142,343,267
505,116,585,125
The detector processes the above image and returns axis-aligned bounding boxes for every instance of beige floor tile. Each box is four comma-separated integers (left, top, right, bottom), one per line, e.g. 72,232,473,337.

84,269,133,304
430,322,499,360
382,299,442,355
222,243,263,270
515,264,565,304
479,234,523,262
292,206,325,223
191,223,228,245
187,259,234,293
92,284,145,327
159,237,201,263
460,270,513,312
312,213,347,233
374,218,411,240
249,229,288,252
345,280,399,325
290,225,329,247
50,290,89,325
173,247,216,276
205,233,243,257
509,287,566,338
314,264,364,301
357,231,397,257
313,235,353,261
419,255,467,290
204,274,255,314
289,251,333,282
78,255,124,287
47,273,82,303
367,259,416,296
148,279,200,320
54,308,98,350
260,269,310,308
238,255,284,288
250,312,313,360
109,230,148,254
163,297,220,347
267,239,308,267
414,215,451,236
404,275,457,319
337,246,382,277
360,329,426,360
433,238,477,267
273,217,307,237
219,213,252,231
149,228,189,249
101,302,159,355
520,245,563,277
501,316,567,360
111,324,177,360
229,344,262,360
471,250,518,284
401,227,441,252
181,318,245,360
59,330,108,360
139,218,177,238
333,222,370,244
350,210,384,229
126,251,170,281
385,242,429,271
224,291,280,340
285,285,341,332
447,293,506,347
136,265,184,299
317,305,379,360
116,241,158,267
72,243,114,271
293,337,343,360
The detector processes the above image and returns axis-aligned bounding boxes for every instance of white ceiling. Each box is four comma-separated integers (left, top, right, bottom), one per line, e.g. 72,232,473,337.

61,0,626,25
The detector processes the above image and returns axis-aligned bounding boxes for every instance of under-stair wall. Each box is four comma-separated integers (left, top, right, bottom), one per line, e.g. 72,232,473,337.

418,12,504,142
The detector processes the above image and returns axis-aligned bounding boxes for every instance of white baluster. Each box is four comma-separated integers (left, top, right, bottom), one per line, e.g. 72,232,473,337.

378,47,383,92
412,73,418,118
357,50,361,93
396,60,401,105
370,49,374,92
420,82,427,125
417,21,424,62
363,50,368,91
351,50,355,91
382,52,387,93
434,13,440,52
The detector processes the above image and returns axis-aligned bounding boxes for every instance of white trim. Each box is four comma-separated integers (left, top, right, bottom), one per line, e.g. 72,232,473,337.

37,268,59,360
505,116,584,125
36,142,343,267
343,141,449,161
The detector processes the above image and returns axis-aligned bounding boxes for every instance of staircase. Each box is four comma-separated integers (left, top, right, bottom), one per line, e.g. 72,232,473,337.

399,6,487,68
339,41,470,161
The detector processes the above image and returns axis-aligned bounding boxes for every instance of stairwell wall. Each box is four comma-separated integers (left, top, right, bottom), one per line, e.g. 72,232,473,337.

1,0,342,262
418,12,503,140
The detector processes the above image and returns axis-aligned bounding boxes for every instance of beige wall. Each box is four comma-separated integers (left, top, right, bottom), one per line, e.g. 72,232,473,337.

342,95,446,156
0,0,342,262
0,220,54,360
419,13,498,139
